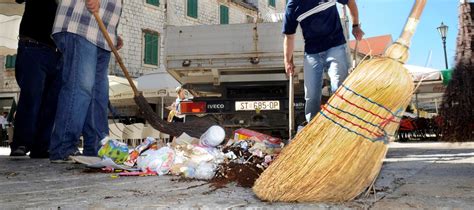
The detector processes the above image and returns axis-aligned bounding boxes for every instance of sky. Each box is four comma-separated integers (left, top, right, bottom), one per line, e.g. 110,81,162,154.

355,0,458,70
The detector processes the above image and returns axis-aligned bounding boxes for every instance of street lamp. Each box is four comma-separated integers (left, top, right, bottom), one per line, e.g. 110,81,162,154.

437,22,449,69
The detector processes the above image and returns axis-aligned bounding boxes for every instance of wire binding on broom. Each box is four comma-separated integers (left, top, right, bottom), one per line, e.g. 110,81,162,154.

341,85,402,120
322,106,385,137
319,111,387,143
325,103,393,137
335,92,399,123
320,85,405,144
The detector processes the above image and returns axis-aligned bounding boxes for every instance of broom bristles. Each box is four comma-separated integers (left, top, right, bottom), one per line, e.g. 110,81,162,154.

253,57,414,202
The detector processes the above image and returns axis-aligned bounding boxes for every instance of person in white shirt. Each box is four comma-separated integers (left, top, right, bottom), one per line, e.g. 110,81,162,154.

169,86,187,123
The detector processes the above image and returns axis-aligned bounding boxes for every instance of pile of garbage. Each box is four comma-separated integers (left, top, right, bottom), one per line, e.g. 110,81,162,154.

92,126,282,188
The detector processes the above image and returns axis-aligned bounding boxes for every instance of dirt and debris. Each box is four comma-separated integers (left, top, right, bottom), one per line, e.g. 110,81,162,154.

211,162,264,188
209,140,276,188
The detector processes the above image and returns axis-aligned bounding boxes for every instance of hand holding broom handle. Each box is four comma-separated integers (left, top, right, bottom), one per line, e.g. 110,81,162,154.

385,0,426,63
92,12,139,96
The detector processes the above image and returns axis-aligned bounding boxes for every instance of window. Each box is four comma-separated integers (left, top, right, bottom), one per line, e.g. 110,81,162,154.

146,0,159,7
143,32,159,66
5,55,16,69
269,0,276,7
187,0,198,18
220,5,229,24
246,15,255,23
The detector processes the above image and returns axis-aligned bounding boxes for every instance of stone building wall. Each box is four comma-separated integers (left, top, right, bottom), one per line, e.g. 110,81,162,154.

112,0,258,77
109,0,167,77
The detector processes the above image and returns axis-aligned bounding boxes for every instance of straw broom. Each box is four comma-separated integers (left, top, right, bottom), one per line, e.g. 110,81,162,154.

253,0,426,202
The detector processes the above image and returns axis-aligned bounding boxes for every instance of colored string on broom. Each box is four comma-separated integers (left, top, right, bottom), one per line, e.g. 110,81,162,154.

320,85,403,143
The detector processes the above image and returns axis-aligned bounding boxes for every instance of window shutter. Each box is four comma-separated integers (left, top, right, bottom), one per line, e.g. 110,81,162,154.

220,5,229,24
187,0,198,18
269,0,275,7
5,55,16,69
144,33,151,64
152,34,159,65
146,0,159,6
144,32,159,66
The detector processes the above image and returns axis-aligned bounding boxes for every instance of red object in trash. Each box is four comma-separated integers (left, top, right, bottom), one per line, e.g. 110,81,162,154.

233,128,281,144
118,168,157,176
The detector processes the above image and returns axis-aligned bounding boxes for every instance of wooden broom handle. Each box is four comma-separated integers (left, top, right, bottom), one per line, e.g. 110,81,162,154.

397,0,427,47
92,12,139,95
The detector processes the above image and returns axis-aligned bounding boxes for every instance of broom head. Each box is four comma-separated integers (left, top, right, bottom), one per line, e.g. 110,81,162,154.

253,43,415,202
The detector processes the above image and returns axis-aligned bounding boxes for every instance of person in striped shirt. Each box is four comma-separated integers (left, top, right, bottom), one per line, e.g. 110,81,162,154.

49,0,123,163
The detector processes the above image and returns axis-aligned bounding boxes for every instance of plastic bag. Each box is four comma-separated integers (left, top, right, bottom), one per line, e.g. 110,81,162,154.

137,146,175,175
124,137,157,167
194,162,217,180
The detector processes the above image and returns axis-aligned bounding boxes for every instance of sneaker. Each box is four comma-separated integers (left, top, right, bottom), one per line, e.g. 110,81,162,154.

10,146,27,156
50,150,81,163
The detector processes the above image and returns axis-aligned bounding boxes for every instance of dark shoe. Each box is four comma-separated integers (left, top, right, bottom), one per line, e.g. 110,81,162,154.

29,151,50,159
10,146,27,156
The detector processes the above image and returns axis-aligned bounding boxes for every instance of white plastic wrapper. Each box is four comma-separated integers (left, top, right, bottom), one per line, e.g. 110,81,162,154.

194,162,217,180
137,147,175,175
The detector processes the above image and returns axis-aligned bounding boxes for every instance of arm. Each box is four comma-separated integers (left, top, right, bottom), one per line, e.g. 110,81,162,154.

347,0,364,40
284,34,295,76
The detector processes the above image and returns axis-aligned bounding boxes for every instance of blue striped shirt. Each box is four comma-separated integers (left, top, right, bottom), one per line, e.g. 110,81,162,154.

283,0,348,54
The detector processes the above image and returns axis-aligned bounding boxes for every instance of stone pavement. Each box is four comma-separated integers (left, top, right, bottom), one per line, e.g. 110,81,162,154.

0,142,472,209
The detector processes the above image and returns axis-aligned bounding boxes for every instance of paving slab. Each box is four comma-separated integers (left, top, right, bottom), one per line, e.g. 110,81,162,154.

0,142,472,209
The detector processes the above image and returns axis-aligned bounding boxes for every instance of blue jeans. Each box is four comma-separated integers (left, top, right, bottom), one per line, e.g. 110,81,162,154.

304,44,349,122
11,40,61,154
49,32,110,160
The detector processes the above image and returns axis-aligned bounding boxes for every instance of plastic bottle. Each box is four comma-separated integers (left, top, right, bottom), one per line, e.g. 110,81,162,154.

199,125,225,147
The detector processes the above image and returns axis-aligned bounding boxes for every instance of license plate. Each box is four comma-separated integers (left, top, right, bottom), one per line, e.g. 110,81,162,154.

235,101,280,111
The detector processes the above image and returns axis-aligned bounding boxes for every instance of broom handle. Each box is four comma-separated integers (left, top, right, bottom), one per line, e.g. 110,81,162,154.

289,72,294,140
93,12,140,96
397,0,427,47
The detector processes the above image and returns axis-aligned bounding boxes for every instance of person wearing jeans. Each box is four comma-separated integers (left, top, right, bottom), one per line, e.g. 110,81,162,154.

283,0,364,123
49,0,122,162
303,44,349,121
10,0,60,158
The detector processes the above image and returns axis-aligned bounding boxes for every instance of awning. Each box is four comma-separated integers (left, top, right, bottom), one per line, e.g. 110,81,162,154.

405,64,442,82
404,65,447,114
109,75,136,101
0,14,22,55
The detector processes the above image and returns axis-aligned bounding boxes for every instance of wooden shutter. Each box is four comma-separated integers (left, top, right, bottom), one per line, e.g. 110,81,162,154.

151,34,159,65
220,5,229,24
146,0,159,6
5,55,16,69
269,0,275,7
187,0,198,18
